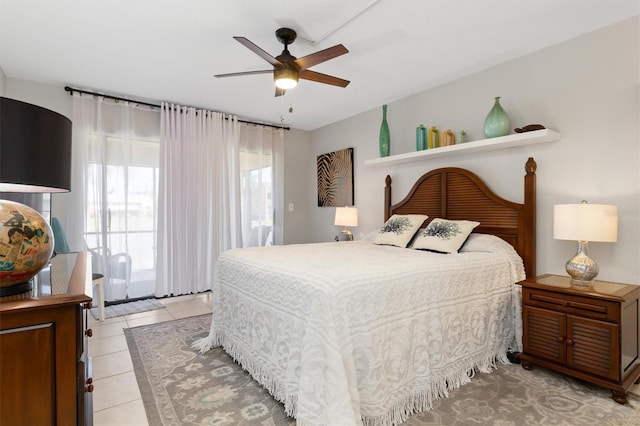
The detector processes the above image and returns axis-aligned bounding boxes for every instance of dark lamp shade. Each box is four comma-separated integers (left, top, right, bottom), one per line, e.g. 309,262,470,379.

0,97,72,193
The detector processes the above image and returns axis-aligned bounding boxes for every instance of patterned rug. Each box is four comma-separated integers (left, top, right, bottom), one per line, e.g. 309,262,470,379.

125,315,640,426
90,298,165,320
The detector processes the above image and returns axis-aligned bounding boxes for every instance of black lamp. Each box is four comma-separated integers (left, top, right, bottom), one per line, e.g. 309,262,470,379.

0,96,72,296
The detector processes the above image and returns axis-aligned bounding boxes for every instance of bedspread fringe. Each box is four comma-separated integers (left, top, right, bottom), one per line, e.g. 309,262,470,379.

194,332,301,420
361,350,510,426
193,331,512,426
191,334,216,353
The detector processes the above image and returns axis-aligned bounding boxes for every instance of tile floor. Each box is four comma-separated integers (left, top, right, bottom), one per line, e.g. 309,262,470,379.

89,292,213,426
89,292,640,425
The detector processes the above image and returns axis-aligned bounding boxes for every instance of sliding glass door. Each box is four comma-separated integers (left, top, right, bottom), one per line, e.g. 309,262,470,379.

86,137,159,302
240,151,273,246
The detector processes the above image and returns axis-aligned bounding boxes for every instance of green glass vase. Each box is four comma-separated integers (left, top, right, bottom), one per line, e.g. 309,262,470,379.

379,104,390,157
416,124,426,151
483,97,510,138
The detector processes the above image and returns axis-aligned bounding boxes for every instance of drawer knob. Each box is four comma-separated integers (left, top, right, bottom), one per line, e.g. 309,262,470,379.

557,336,564,343
85,329,93,337
86,384,94,393
566,339,575,346
86,378,93,385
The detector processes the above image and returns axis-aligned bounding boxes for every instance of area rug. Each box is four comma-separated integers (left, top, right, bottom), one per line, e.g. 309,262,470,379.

90,298,165,320
125,314,640,426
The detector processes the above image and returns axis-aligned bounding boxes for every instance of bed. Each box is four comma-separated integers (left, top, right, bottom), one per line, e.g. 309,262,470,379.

194,157,537,426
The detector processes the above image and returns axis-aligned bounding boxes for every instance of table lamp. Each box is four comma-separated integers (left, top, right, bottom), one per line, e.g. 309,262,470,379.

335,206,358,241
553,201,618,286
0,96,72,296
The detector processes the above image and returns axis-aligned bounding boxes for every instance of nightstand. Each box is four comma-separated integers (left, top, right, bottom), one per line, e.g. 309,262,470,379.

518,274,640,404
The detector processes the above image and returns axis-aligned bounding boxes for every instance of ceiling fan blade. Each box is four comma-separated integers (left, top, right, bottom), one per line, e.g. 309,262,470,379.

214,70,273,78
294,44,348,70
275,87,286,97
233,36,283,67
300,69,350,88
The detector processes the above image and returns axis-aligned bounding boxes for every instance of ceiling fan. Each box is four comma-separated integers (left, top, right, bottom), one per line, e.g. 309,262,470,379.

215,28,350,97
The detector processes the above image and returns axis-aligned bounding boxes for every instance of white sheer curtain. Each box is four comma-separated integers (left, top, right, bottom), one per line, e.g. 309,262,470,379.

55,94,93,252
58,96,284,299
155,104,243,297
56,94,160,300
238,124,284,247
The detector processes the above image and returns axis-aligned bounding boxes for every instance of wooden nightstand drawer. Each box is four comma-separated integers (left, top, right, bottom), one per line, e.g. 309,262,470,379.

523,287,619,322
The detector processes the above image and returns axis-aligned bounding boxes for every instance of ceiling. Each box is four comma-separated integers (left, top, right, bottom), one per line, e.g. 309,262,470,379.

0,1,637,131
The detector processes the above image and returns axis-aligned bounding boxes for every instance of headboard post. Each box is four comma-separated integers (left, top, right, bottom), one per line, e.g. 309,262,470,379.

384,175,392,221
523,157,537,278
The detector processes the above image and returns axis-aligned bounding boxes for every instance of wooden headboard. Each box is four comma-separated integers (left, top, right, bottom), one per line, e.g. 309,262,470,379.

384,157,537,278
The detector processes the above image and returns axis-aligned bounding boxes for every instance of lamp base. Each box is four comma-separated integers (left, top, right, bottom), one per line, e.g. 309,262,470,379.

0,199,54,293
0,280,32,297
565,240,598,285
338,229,353,241
570,278,595,289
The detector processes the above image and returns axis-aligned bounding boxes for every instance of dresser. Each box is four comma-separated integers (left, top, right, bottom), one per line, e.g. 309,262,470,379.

0,252,93,425
519,274,640,403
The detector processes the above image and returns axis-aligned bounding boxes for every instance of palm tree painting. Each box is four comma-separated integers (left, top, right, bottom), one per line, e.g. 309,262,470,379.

317,148,354,207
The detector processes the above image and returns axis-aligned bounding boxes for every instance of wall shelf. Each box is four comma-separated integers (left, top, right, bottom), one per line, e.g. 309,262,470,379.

364,129,560,167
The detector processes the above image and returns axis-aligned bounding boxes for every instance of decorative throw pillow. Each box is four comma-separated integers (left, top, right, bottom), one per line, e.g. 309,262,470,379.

373,214,428,248
412,218,480,253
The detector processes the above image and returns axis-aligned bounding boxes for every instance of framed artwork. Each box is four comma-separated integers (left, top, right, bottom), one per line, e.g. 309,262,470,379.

317,147,354,207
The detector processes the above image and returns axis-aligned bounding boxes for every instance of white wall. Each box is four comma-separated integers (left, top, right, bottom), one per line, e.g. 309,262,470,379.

309,16,640,285
283,128,312,244
0,66,6,95
5,77,71,119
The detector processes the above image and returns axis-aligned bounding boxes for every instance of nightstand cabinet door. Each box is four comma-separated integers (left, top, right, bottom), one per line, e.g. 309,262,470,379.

566,315,619,381
523,306,566,364
523,305,620,380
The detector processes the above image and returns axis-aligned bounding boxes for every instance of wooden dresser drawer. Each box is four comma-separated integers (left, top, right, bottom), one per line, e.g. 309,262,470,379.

523,287,619,322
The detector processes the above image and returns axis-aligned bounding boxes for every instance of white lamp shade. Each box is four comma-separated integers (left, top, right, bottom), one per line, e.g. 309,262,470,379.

335,207,358,227
553,203,618,242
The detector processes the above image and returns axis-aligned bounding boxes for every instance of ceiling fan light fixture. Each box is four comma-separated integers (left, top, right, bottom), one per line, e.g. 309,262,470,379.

274,68,298,89
220,28,349,97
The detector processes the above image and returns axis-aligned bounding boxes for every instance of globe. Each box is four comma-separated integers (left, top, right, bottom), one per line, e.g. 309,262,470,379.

0,199,54,295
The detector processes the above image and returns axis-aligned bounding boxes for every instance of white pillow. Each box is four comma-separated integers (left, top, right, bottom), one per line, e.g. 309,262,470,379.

460,233,510,253
374,214,428,248
412,218,479,253
459,233,526,282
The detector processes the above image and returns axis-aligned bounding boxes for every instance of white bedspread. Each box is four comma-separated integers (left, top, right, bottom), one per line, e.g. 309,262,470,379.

194,240,525,426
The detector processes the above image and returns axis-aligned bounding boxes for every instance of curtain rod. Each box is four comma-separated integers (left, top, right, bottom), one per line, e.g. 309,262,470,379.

63,86,290,131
